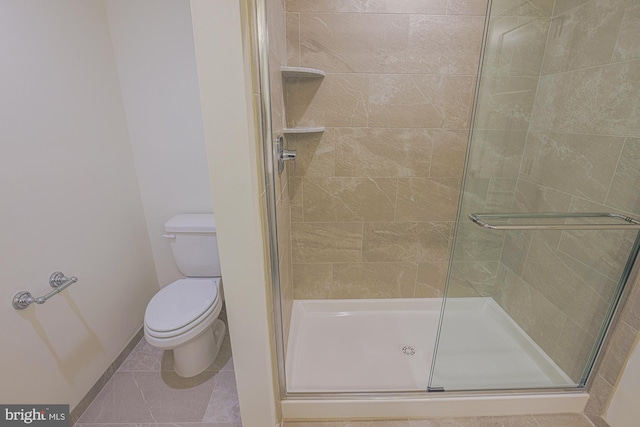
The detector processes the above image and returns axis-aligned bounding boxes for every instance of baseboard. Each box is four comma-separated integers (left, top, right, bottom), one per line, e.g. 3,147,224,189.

69,327,144,425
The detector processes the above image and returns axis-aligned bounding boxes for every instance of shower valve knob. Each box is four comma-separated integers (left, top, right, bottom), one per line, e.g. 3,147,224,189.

281,148,297,172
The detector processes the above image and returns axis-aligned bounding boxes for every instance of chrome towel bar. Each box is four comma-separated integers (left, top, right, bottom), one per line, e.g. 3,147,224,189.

13,272,78,310
469,212,640,231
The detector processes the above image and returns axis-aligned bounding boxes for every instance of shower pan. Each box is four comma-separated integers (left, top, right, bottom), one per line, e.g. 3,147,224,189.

255,0,640,419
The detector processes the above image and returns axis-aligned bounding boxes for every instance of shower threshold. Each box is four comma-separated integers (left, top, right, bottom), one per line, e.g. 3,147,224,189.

285,297,572,393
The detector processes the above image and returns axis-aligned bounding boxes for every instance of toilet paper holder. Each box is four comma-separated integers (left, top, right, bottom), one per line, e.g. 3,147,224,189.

12,272,78,310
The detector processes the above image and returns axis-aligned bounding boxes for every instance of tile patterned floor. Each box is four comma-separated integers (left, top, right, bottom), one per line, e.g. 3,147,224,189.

75,310,241,427
74,309,595,427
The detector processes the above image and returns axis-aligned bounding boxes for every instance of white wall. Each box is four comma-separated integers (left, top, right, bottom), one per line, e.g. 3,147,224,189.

191,0,280,425
106,0,213,288
0,0,158,409
605,331,640,426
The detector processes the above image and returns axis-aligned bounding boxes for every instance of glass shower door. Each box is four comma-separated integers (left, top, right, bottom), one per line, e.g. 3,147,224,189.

429,0,640,391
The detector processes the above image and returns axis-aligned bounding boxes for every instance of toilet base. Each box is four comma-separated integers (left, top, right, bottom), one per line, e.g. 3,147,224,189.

173,319,226,377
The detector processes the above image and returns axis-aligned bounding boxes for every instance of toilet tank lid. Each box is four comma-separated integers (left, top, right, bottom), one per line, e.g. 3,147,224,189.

164,214,216,233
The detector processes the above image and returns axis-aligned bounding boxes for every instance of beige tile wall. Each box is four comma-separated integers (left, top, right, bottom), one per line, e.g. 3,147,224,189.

468,0,640,384
285,0,488,299
449,0,554,298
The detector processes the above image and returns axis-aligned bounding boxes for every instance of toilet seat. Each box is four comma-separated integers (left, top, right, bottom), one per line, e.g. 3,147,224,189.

145,277,221,340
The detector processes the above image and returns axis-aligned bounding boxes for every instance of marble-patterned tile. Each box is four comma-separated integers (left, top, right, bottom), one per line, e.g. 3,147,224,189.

452,221,505,262
542,0,626,74
292,222,363,262
553,0,589,16
458,177,490,214
286,0,367,13
613,0,640,62
298,13,410,73
491,0,554,17
486,12,554,78
118,339,163,372
335,128,431,178
407,15,485,75
446,0,488,16
474,75,538,130
289,176,304,222
561,197,637,281
280,249,295,353
622,283,640,330
533,413,595,427
332,262,418,298
585,374,614,421
292,263,334,299
484,15,545,80
513,179,573,213
598,320,637,386
555,249,619,303
483,15,520,78
415,261,448,297
78,370,218,423
285,74,369,128
267,0,288,64
558,225,635,282
528,72,573,133
368,74,475,129
270,51,286,135
362,222,452,262
467,129,527,179
493,265,566,356
523,234,611,337
562,61,640,137
395,178,461,221
430,130,467,179
484,178,517,211
550,319,596,382
501,230,531,276
135,371,218,422
286,0,449,14
448,260,499,297
77,373,155,423
364,0,448,14
606,138,640,213
277,181,292,256
286,12,300,66
508,17,550,77
202,371,241,424
520,131,624,203
286,132,335,177
303,177,397,222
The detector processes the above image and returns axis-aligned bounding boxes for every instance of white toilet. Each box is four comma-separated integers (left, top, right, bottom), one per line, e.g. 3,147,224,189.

144,214,226,378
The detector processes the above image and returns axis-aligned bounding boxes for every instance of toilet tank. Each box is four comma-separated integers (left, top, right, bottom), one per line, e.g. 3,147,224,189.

164,214,221,277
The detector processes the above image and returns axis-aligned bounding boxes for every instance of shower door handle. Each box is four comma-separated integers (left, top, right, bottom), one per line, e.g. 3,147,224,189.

469,212,640,230
276,135,296,174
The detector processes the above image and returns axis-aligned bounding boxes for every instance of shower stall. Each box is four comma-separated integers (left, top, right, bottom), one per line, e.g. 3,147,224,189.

256,0,640,418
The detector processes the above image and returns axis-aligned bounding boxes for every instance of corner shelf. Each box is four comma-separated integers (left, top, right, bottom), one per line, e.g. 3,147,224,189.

281,66,326,79
281,66,326,139
283,127,325,134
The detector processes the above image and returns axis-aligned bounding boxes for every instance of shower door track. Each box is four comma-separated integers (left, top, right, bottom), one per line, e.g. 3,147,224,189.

280,389,588,420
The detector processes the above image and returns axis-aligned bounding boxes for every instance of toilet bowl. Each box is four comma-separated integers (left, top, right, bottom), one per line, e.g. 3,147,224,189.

143,214,226,378
145,278,226,377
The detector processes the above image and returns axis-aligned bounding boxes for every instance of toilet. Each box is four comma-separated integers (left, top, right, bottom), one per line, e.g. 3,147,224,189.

144,214,226,378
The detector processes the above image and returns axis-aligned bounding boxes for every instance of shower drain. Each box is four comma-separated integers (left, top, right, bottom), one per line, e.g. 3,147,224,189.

401,345,416,356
